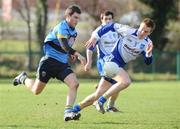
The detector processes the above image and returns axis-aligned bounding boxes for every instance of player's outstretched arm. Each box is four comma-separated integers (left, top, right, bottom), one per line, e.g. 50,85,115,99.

142,42,153,65
60,38,76,54
146,42,153,57
74,52,86,66
85,37,97,49
84,49,93,71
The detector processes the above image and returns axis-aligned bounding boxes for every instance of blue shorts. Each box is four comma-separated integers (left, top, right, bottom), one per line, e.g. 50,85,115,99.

36,56,73,83
96,58,105,76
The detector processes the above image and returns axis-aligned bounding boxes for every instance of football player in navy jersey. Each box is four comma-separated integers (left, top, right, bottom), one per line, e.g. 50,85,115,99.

73,18,155,114
13,5,86,121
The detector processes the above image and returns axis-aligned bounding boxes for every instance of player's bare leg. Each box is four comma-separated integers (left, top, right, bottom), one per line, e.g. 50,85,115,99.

97,68,131,113
13,72,46,95
73,78,111,113
25,79,46,95
64,73,81,121
106,93,120,112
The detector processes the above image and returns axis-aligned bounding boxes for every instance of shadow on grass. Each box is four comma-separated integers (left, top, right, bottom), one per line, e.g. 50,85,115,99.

93,121,129,125
80,121,179,126
0,124,50,128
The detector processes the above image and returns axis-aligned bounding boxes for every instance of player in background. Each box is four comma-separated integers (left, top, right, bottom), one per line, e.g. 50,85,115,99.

84,10,120,112
13,5,86,121
73,18,155,114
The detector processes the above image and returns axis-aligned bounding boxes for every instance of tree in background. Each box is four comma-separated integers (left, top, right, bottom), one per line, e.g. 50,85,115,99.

15,0,32,71
36,0,48,56
138,0,178,50
60,0,123,28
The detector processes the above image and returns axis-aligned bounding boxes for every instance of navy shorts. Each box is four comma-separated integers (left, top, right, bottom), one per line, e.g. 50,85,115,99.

36,56,73,83
103,76,117,85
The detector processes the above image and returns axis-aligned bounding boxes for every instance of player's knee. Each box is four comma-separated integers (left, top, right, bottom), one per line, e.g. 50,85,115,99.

122,79,131,88
75,83,79,89
70,82,79,89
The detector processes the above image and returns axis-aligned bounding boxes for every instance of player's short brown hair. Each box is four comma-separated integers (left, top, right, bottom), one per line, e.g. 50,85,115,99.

142,18,156,32
65,5,81,17
100,10,114,20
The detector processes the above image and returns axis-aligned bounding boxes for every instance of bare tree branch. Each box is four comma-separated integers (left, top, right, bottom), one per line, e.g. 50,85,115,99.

15,0,27,22
14,0,33,70
24,0,30,23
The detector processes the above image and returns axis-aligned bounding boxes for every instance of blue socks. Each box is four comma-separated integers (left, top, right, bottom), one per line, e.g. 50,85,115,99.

98,96,107,105
73,104,81,113
65,97,106,113
64,104,81,113
64,108,74,113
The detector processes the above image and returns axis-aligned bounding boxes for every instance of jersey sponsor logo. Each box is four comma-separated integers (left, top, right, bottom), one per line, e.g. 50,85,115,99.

104,41,115,44
123,44,141,55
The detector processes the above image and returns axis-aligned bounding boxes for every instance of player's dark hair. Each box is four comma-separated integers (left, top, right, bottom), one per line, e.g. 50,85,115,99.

142,18,156,32
65,5,81,17
100,10,114,20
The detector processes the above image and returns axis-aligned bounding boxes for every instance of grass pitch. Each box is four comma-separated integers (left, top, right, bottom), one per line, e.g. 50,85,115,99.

0,79,180,129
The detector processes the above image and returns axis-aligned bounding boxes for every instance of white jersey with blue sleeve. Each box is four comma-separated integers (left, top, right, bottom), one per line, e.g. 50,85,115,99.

89,24,120,77
90,24,119,59
95,22,153,67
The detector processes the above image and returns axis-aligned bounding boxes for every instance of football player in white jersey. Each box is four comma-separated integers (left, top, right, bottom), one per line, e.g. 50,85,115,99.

73,18,155,114
84,11,120,112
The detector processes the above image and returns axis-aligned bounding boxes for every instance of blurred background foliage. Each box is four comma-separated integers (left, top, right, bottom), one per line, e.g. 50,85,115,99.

0,0,180,80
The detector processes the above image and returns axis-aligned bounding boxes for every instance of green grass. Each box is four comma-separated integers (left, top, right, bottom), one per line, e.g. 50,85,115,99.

0,80,180,129
0,40,39,52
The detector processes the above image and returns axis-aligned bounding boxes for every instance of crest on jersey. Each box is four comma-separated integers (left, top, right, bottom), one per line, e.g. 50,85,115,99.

103,54,114,62
41,71,46,77
140,44,145,49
